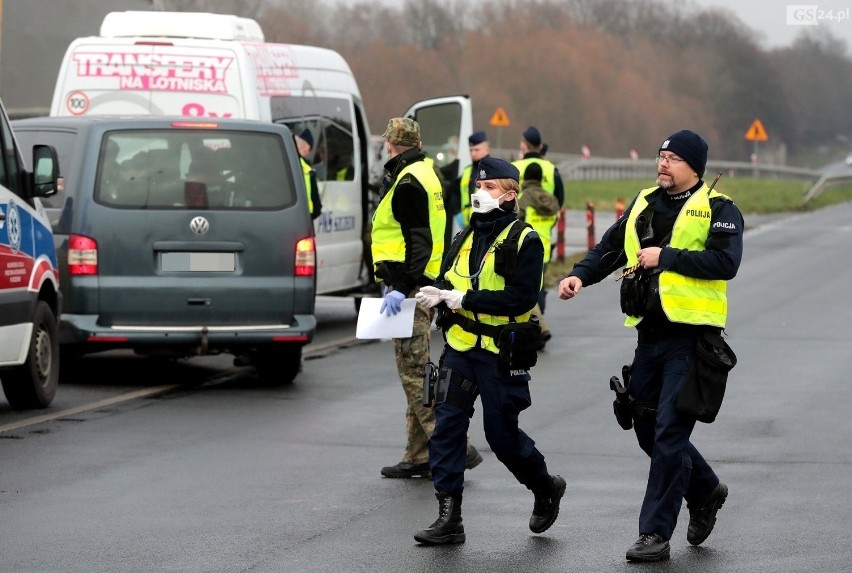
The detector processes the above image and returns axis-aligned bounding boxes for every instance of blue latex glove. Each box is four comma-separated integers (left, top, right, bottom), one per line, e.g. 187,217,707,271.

380,290,406,316
454,213,464,229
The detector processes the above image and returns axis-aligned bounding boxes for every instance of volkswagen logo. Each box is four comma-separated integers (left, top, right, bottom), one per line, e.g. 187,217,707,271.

189,216,210,235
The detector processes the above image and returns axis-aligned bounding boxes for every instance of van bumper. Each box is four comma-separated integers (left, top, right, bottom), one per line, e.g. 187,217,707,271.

59,314,316,351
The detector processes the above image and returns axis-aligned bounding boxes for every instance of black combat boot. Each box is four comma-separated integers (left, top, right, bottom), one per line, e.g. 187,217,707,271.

414,492,465,545
529,474,567,533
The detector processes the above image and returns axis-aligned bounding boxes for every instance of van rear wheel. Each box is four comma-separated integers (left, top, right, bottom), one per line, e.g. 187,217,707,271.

253,345,302,386
2,301,60,410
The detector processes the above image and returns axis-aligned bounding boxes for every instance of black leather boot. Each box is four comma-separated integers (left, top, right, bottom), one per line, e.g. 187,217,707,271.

414,492,465,545
529,475,567,533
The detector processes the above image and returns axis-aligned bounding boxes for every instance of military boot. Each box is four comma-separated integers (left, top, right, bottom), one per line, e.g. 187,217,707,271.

414,492,465,545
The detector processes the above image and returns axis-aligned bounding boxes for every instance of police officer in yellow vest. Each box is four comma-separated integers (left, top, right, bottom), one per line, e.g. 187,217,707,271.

373,117,482,479
513,126,564,333
413,156,566,545
558,130,744,562
452,130,491,229
294,129,322,220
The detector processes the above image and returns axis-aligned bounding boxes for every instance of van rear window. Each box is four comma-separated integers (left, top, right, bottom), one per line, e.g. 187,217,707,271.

96,130,296,210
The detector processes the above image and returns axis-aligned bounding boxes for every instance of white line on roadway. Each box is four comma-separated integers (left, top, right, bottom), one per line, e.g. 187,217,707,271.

0,384,180,434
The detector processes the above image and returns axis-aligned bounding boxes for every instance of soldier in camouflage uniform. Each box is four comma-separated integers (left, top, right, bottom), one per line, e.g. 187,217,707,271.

373,118,483,478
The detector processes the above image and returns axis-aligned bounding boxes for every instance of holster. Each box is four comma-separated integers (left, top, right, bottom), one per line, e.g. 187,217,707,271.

422,361,438,407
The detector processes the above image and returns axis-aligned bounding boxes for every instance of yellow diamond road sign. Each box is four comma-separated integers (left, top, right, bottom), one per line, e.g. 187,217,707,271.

489,107,510,127
745,119,768,142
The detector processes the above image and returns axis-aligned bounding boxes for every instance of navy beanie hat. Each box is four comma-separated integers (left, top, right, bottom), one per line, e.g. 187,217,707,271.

659,130,708,177
298,129,314,149
468,131,487,146
476,156,519,182
522,126,542,147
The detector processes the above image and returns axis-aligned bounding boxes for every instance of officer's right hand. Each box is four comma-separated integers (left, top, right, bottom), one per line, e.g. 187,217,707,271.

558,276,583,300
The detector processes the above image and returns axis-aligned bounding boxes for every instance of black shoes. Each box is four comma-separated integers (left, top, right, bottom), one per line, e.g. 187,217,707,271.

414,492,466,545
529,474,567,533
687,482,728,545
626,533,671,562
466,445,484,470
381,461,431,479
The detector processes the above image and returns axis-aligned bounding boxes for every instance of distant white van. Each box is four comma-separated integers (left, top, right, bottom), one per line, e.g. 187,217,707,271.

50,11,472,297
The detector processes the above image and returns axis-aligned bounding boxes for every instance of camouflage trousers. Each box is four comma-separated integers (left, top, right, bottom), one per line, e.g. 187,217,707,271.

393,296,436,465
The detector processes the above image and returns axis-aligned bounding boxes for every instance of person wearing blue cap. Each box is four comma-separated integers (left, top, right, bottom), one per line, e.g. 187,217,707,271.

513,126,565,334
294,129,322,220
558,130,744,562
451,130,491,229
413,156,566,545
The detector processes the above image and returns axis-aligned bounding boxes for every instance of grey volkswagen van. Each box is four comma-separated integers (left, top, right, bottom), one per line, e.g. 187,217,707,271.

12,116,316,384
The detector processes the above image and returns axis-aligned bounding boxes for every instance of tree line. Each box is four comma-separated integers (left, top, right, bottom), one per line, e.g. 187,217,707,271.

166,0,852,165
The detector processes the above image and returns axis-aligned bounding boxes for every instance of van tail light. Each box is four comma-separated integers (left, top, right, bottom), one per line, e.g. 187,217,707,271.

68,234,98,275
295,237,315,277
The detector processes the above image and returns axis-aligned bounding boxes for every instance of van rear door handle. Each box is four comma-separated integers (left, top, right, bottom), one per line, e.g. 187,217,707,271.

187,298,212,306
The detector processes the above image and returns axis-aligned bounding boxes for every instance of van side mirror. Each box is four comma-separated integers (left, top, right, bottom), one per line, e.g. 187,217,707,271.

32,144,59,197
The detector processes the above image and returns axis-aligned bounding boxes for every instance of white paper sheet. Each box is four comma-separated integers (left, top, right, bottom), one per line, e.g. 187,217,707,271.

355,297,416,339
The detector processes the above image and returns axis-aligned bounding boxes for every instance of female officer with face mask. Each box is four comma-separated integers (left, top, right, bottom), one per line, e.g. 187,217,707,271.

411,156,566,545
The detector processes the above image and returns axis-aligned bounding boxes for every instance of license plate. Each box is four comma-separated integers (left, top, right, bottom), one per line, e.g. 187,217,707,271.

160,252,235,272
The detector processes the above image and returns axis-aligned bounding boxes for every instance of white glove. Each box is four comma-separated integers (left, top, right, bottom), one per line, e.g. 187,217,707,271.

440,289,465,310
415,286,443,308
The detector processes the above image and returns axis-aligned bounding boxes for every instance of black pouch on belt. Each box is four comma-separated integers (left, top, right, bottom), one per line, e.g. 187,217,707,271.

676,330,737,423
496,318,541,374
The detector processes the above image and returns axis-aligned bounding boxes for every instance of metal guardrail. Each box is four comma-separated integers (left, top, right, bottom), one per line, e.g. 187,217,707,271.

490,148,852,203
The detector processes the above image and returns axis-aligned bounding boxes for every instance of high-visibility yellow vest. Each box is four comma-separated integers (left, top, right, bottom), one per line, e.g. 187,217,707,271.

513,157,559,261
371,159,446,280
300,157,314,214
623,184,730,328
459,164,473,226
444,221,538,353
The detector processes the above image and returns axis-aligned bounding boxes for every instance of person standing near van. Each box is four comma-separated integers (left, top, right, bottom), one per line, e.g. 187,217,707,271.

558,130,742,561
295,129,322,220
452,131,491,229
372,117,482,479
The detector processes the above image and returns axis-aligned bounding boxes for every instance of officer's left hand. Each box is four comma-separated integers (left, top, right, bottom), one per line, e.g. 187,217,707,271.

440,289,465,310
380,290,406,316
415,286,442,308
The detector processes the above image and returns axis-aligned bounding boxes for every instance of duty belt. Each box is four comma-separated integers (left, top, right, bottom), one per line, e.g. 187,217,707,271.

443,311,505,340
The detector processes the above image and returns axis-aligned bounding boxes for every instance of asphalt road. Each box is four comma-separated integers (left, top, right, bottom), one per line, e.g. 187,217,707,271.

1,203,850,572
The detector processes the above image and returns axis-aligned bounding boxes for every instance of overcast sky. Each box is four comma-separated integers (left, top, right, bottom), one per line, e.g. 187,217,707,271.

686,0,852,48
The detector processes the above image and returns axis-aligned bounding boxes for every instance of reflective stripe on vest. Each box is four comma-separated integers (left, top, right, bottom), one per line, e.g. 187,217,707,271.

623,184,730,328
371,159,446,280
300,157,314,214
443,222,537,353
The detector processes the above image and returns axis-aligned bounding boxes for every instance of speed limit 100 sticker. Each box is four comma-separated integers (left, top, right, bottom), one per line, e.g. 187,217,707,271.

66,91,89,115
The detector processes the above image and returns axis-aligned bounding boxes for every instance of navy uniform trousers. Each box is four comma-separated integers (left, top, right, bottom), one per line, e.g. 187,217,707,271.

429,346,549,495
630,331,721,539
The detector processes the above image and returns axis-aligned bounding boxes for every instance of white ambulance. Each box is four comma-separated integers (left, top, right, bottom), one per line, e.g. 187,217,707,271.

50,11,472,297
0,97,61,409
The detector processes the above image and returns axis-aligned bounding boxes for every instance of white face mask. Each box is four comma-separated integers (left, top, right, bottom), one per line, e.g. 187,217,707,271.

471,189,507,214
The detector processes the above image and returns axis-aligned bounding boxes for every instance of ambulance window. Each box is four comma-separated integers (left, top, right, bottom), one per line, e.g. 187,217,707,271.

0,111,22,196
